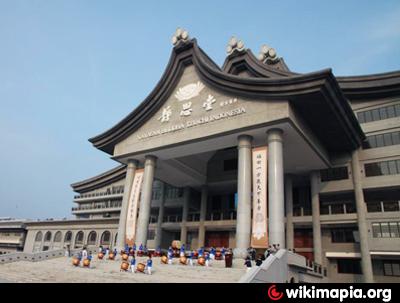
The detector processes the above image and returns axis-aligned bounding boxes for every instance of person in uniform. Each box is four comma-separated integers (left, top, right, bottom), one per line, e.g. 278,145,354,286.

245,256,252,272
221,246,226,260
146,256,153,275
210,247,216,260
189,250,194,266
205,252,210,267
82,247,88,260
130,256,136,273
198,247,204,257
180,244,185,257
168,250,173,265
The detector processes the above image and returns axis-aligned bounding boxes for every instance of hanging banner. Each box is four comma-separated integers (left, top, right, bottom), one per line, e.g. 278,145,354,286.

125,169,144,246
251,146,268,248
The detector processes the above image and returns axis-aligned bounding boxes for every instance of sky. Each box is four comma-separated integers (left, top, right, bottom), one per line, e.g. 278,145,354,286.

0,0,399,220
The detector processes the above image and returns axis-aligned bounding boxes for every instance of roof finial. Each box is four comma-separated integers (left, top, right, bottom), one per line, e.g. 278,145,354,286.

172,27,190,46
226,36,245,55
258,44,279,63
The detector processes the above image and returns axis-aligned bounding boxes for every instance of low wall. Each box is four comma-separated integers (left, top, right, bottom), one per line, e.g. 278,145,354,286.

0,248,84,264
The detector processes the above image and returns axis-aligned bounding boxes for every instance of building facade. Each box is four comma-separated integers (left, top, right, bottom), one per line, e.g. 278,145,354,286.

0,218,26,255
21,31,400,283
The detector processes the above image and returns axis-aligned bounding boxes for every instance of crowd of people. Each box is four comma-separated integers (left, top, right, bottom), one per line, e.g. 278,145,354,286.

69,243,282,274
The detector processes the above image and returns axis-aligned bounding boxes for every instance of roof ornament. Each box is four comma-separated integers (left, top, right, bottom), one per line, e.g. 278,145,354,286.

257,44,280,63
172,27,190,46
226,36,245,55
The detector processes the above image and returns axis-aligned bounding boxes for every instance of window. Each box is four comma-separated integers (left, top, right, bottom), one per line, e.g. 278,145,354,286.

147,230,155,240
383,261,400,276
54,231,62,242
367,201,382,212
223,159,238,171
365,160,400,177
44,231,52,242
87,231,97,245
34,232,42,242
383,201,400,212
357,103,400,124
383,260,400,277
337,259,362,274
64,231,72,242
331,228,356,243
371,222,400,238
75,231,84,244
320,167,348,182
363,131,400,149
100,231,111,245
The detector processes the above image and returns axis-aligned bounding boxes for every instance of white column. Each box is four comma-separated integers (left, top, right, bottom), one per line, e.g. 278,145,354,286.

116,159,138,250
351,149,374,283
234,135,253,258
198,186,208,248
310,171,322,265
135,155,157,247
285,175,294,250
180,187,190,244
154,182,165,248
267,129,285,248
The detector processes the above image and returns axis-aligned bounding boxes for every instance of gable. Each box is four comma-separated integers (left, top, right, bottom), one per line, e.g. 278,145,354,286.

114,64,289,158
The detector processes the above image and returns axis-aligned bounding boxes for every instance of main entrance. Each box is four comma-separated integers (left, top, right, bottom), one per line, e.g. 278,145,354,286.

205,231,229,248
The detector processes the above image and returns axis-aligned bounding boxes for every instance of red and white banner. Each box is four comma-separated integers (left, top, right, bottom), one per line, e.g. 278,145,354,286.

125,169,144,246
251,146,268,248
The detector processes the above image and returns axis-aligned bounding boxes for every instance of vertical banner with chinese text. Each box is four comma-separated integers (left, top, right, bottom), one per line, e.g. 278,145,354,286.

251,146,268,248
125,169,144,246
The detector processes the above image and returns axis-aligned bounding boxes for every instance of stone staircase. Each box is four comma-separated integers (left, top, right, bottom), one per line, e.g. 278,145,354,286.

238,249,325,283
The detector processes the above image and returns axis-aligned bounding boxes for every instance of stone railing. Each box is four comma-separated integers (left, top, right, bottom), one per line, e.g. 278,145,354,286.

0,248,81,264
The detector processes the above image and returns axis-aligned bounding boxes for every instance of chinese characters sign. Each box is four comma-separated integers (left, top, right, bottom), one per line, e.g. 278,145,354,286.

251,146,268,248
137,81,246,140
125,169,144,246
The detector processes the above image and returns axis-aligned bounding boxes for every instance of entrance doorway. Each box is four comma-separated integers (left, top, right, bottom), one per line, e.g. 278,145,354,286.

205,231,229,248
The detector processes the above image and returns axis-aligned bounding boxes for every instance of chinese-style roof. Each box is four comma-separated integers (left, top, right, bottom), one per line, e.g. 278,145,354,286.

88,38,398,156
71,164,126,193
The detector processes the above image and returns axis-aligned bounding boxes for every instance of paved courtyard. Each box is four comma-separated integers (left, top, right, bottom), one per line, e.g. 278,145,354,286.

0,256,246,283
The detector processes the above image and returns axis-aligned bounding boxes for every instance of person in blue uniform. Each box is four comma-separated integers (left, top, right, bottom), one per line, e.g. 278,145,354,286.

221,247,226,260
180,244,185,257
198,247,204,257
205,252,210,267
133,243,136,251
124,244,129,254
168,248,173,265
113,248,117,256
210,247,216,260
189,250,194,266
146,256,153,275
130,256,136,273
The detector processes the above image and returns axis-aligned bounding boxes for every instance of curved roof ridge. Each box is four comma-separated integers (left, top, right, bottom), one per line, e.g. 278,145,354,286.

71,164,126,193
88,38,364,155
222,48,297,78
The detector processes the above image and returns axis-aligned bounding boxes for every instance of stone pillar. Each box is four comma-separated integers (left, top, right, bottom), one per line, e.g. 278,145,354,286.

351,149,374,283
198,186,208,248
180,187,190,244
154,182,166,248
285,175,294,250
234,135,253,258
116,159,138,250
310,171,322,265
267,129,285,248
135,155,157,247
